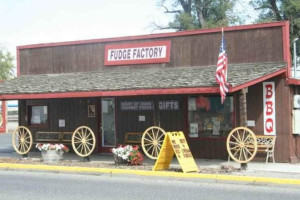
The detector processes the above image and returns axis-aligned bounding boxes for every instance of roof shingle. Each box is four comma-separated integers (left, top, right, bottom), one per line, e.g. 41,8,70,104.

0,62,286,95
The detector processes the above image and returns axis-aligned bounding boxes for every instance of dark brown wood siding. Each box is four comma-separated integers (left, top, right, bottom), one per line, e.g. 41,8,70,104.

18,80,296,162
188,139,227,159
19,98,99,146
246,75,292,162
19,27,283,75
116,95,185,144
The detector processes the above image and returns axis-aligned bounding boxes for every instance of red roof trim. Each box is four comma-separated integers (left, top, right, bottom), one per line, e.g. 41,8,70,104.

16,48,20,77
287,78,300,85
229,68,286,93
17,21,288,50
0,87,220,100
282,21,291,79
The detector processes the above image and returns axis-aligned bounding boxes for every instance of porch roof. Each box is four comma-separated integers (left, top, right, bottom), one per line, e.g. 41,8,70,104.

0,62,286,100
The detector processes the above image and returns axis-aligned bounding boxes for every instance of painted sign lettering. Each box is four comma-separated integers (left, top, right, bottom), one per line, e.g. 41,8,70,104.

263,82,276,135
120,101,154,111
153,131,198,173
158,100,179,110
104,41,171,66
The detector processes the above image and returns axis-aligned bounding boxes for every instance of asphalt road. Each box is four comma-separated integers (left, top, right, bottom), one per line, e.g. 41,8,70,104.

0,170,299,200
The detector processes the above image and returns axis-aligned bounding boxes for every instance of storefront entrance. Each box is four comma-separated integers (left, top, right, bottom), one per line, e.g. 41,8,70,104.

98,98,116,152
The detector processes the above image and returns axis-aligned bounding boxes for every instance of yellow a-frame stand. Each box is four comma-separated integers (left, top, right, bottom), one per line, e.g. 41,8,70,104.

153,131,198,173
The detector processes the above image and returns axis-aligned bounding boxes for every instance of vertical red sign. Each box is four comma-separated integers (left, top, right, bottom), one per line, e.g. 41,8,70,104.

263,82,276,135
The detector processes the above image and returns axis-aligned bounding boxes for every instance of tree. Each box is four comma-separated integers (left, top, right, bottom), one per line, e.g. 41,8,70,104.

250,0,300,41
0,49,15,80
154,0,242,31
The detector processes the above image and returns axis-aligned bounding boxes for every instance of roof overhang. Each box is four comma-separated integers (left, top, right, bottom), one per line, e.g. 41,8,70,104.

287,78,300,85
0,62,287,100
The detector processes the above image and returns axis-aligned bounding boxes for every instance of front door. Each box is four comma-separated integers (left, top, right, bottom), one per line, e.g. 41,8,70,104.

99,98,116,152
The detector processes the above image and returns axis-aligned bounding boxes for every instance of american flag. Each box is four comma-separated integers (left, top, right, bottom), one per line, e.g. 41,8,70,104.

216,29,229,104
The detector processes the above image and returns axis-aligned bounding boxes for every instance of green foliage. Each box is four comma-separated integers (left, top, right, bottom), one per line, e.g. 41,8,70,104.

0,49,15,80
250,0,300,41
159,0,241,31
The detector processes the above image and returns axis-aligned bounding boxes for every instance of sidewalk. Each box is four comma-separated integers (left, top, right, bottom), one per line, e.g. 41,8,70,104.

1,133,300,185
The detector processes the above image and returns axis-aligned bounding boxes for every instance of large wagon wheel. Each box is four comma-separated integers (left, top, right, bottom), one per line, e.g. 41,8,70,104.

142,126,166,160
0,114,3,127
72,126,96,157
226,127,258,163
12,126,33,155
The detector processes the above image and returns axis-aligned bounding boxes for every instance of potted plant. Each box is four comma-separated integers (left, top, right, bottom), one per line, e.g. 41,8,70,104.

111,145,133,165
111,145,144,165
128,145,144,165
36,143,69,163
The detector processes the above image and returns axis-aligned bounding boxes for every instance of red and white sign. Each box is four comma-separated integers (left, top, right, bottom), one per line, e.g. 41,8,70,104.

104,41,171,66
263,82,276,135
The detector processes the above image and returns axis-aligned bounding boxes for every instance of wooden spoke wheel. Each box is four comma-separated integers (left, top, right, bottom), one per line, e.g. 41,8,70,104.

226,127,258,164
12,126,33,155
0,114,3,127
72,126,96,157
142,126,166,160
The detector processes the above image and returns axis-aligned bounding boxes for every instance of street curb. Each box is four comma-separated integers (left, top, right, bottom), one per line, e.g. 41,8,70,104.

0,162,300,186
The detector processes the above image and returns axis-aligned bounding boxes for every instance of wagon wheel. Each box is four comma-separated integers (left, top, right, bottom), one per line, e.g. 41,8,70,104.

72,126,96,157
12,126,33,155
226,127,258,164
0,114,3,127
142,126,166,160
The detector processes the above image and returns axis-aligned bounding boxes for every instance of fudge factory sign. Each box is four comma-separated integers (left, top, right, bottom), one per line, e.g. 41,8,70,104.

104,41,171,65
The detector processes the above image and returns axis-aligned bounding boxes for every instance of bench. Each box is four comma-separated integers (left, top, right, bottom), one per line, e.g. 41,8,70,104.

255,135,276,163
35,131,73,144
124,132,143,145
228,135,276,163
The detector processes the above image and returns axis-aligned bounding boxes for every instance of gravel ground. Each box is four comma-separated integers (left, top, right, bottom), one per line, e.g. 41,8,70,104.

0,157,240,174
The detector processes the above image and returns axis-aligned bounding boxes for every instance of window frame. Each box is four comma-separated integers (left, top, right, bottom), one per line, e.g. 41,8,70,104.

186,95,236,140
27,104,49,128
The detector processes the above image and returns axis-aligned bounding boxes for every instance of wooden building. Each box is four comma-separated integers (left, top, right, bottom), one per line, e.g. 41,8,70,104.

0,21,299,163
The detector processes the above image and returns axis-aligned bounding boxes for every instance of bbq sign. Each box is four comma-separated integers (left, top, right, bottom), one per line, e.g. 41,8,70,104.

104,41,171,66
263,82,276,135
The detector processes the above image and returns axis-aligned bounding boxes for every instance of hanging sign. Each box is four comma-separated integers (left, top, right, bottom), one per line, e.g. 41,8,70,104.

263,82,276,135
153,131,198,173
104,41,171,66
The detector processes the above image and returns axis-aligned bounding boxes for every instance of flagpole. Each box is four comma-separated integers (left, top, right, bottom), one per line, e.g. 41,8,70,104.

222,27,228,83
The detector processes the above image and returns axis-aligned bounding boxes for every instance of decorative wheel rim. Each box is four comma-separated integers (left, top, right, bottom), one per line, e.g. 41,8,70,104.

72,126,96,157
142,126,166,160
0,114,3,127
226,127,258,164
12,126,33,155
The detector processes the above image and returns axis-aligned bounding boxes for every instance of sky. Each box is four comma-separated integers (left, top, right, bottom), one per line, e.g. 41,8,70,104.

0,0,257,59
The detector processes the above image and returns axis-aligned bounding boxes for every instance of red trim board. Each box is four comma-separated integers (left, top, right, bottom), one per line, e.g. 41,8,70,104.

104,41,171,66
17,21,288,50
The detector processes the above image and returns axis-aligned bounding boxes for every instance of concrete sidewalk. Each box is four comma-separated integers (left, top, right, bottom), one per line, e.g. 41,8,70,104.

1,132,300,185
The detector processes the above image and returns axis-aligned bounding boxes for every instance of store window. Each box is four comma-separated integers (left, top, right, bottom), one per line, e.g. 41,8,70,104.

188,96,234,138
29,105,48,125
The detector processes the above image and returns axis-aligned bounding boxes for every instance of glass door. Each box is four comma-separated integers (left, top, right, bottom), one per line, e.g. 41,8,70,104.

101,98,116,148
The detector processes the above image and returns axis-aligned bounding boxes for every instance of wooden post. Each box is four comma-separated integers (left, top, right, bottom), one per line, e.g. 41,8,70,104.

239,88,248,127
239,88,248,170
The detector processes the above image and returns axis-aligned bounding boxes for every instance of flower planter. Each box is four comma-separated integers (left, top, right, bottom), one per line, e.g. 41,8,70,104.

114,155,128,165
41,150,63,163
